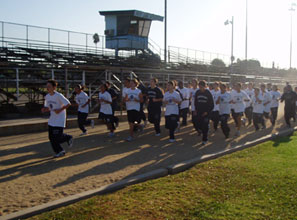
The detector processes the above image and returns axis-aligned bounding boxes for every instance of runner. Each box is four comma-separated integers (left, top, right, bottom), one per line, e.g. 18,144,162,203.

245,82,254,125
74,84,94,136
98,84,115,137
124,79,144,141
210,81,220,132
137,78,148,127
147,78,164,136
189,79,200,132
216,83,231,139
177,81,190,126
193,80,214,145
252,87,264,131
260,84,272,129
281,85,297,128
230,82,250,136
269,85,281,126
41,79,73,158
163,81,182,142
106,81,120,128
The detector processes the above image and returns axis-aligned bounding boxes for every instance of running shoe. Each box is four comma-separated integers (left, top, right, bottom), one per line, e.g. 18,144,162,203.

126,136,133,142
79,131,88,136
155,133,161,137
169,139,175,143
202,141,208,145
54,150,65,158
108,132,115,137
67,136,73,148
235,131,240,137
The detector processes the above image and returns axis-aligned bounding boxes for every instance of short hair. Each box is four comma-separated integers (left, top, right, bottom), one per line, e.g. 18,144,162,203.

151,78,158,84
198,80,207,87
47,79,58,87
105,81,111,86
100,84,108,90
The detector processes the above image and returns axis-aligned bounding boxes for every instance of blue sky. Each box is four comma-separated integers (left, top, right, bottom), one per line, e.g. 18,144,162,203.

1,0,296,68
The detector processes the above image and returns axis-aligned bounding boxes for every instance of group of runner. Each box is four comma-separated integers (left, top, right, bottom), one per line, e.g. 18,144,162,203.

41,78,297,158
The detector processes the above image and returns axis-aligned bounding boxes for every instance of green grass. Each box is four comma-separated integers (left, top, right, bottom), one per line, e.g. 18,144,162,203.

30,133,297,220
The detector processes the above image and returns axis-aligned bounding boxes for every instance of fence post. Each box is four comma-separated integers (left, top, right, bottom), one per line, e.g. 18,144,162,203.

26,25,29,48
86,33,88,53
48,28,50,50
51,69,55,79
16,68,19,101
1,21,4,47
65,68,69,98
68,31,70,52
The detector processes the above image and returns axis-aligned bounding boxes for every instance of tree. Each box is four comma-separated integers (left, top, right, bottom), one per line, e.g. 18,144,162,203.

211,58,226,67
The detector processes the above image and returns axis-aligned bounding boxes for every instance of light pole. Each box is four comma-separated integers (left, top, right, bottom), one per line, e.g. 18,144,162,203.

164,0,167,65
289,3,296,69
225,16,234,73
245,0,248,61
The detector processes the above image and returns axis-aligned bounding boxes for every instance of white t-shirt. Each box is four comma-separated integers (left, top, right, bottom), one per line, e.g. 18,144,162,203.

211,89,220,111
218,91,231,115
178,87,190,109
190,88,199,111
252,94,264,114
99,91,113,115
75,91,89,113
163,91,182,116
245,88,254,107
44,92,70,128
262,90,272,113
231,90,250,113
270,91,281,108
125,88,141,111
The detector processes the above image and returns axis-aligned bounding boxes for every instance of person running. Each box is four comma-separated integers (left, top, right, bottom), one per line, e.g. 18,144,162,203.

230,82,250,136
177,81,190,126
216,83,231,139
281,85,297,128
189,79,200,132
269,85,281,126
163,81,182,142
98,84,115,137
244,82,254,125
295,86,297,115
41,79,73,158
147,78,164,136
74,84,94,136
252,88,265,131
124,79,144,141
137,78,148,127
106,81,120,128
260,84,272,129
210,81,220,132
193,80,214,145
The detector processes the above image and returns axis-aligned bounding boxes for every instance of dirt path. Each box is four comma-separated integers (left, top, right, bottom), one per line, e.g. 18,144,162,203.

0,105,293,216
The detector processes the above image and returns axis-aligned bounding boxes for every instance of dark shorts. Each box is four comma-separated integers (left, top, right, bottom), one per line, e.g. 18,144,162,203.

99,112,114,124
233,112,244,117
165,114,179,130
127,110,140,123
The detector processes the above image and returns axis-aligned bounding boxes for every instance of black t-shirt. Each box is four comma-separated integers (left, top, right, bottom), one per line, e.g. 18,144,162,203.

147,86,163,110
138,84,148,102
194,89,214,115
281,91,297,110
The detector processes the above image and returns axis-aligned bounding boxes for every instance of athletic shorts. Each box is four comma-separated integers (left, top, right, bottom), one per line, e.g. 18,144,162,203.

127,110,140,123
99,112,114,124
165,114,179,130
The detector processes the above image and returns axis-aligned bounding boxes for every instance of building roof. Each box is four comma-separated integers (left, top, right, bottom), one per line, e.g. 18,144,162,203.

99,10,163,22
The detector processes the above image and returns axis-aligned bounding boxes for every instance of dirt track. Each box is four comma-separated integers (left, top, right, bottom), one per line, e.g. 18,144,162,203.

0,105,294,216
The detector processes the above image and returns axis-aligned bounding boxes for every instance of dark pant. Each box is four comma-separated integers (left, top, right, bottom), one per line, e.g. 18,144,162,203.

284,107,296,126
210,111,220,130
196,115,210,142
253,113,263,130
139,103,147,122
231,109,238,127
245,106,253,124
270,107,278,125
165,114,178,140
48,126,72,154
112,104,119,126
192,111,199,132
78,112,91,132
220,114,230,138
180,108,189,125
148,108,161,134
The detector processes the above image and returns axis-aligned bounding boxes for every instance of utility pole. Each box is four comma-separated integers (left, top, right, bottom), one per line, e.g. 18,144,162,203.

164,0,167,64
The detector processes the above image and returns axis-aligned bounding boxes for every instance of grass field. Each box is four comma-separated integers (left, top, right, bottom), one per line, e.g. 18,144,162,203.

30,133,297,220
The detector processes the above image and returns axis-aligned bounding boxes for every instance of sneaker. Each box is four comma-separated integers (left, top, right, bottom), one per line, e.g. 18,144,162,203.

91,120,95,129
67,136,73,148
155,133,161,137
169,139,175,143
79,131,88,136
126,136,133,142
235,131,240,137
108,132,115,137
202,141,208,145
53,150,65,158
